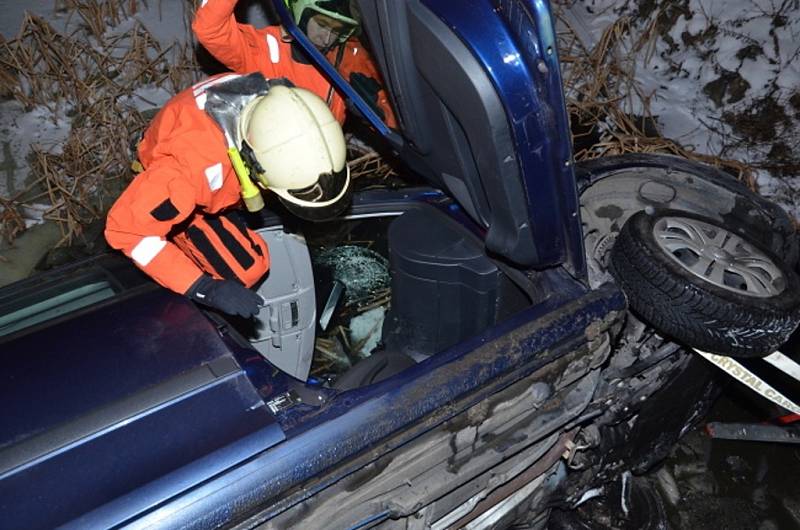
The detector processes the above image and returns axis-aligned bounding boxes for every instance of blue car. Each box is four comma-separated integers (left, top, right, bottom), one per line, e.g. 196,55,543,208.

2,1,799,529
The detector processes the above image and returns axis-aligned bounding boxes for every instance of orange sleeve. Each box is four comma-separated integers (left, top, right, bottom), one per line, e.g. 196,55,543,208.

192,0,269,74
328,89,347,124
105,160,205,295
193,1,347,123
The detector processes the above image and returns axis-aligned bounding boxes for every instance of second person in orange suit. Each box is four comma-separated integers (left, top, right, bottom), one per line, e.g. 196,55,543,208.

192,0,396,128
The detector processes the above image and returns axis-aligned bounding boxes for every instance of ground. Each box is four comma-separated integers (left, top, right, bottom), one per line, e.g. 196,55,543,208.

557,0,800,219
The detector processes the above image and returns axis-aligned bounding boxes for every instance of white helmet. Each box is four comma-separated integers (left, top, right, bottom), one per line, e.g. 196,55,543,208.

238,85,350,221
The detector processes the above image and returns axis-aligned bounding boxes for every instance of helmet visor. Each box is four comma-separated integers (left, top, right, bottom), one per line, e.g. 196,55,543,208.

271,165,352,222
296,1,359,48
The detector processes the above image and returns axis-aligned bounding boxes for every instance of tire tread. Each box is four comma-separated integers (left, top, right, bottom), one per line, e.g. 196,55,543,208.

610,211,800,357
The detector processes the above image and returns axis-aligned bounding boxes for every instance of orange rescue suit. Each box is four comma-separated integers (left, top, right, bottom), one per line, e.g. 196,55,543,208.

334,41,397,128
192,0,396,128
105,74,270,295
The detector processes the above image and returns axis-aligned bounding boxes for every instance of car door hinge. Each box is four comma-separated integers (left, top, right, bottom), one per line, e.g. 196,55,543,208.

266,390,301,414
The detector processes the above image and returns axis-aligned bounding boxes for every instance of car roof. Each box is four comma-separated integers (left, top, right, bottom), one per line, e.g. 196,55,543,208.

0,264,284,528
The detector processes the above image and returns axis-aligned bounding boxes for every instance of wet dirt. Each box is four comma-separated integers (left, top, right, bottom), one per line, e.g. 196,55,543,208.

657,388,800,530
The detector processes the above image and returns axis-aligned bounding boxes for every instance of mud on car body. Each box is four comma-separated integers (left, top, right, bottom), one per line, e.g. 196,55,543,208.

1,1,798,529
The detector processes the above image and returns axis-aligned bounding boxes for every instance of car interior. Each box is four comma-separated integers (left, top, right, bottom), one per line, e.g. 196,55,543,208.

223,1,547,390
229,204,533,390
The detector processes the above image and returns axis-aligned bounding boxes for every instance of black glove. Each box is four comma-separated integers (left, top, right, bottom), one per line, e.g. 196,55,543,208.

349,72,386,121
187,275,262,318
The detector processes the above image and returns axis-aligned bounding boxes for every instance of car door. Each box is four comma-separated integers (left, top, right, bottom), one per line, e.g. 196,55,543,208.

275,0,585,276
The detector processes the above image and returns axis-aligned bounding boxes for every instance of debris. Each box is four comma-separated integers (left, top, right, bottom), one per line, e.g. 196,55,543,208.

620,470,631,516
654,466,681,506
313,245,390,306
346,136,398,184
574,487,604,507
0,1,197,245
348,306,385,358
312,333,351,377
706,422,800,444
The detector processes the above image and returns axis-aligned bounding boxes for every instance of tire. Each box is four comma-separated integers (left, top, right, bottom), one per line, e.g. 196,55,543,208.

610,209,800,357
577,154,799,271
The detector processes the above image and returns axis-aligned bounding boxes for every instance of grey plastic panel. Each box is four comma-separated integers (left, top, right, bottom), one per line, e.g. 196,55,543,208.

251,227,316,381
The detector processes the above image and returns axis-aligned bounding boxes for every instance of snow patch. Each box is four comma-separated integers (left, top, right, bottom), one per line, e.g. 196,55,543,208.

561,0,800,220
21,203,50,228
0,101,71,198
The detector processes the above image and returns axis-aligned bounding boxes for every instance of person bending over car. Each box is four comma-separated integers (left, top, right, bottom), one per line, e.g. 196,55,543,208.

105,73,350,318
193,0,396,127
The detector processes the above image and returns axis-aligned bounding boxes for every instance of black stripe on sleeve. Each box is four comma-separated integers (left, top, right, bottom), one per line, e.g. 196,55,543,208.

205,216,256,270
150,198,180,221
186,226,238,281
226,211,263,256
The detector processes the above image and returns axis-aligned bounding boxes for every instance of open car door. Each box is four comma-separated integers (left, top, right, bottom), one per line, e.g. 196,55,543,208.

275,0,585,275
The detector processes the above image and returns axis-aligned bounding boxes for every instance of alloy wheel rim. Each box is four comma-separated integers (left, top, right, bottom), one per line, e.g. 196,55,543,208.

653,216,785,297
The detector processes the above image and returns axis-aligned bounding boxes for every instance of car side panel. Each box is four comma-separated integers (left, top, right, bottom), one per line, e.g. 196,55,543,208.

115,284,624,529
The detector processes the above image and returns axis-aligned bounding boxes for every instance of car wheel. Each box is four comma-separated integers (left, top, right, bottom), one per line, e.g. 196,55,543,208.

610,209,800,357
577,154,799,274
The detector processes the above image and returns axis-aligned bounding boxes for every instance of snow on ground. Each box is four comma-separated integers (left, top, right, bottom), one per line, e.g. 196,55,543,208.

0,0,63,39
0,101,75,227
0,1,272,229
2,0,798,234
0,101,71,201
0,0,197,40
559,0,800,220
0,1,197,224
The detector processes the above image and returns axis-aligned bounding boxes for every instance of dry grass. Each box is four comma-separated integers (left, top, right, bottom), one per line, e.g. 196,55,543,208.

346,139,399,188
0,0,768,245
311,285,392,378
0,197,26,242
555,5,757,189
0,0,197,244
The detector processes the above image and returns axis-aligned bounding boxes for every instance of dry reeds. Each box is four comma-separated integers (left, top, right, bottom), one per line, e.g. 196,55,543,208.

555,5,756,189
0,1,197,244
0,197,26,243
310,284,393,378
347,139,398,186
